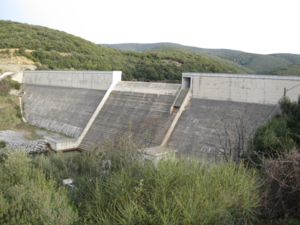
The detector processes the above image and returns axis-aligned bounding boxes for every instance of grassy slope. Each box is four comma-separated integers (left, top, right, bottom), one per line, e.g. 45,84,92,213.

101,43,300,75
0,78,22,130
0,95,21,130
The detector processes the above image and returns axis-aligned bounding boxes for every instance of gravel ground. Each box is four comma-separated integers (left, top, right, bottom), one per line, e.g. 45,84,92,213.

6,139,51,153
0,129,71,154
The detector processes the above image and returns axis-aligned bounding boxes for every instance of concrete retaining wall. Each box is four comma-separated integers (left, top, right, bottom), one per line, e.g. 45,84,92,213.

184,73,300,104
24,71,122,90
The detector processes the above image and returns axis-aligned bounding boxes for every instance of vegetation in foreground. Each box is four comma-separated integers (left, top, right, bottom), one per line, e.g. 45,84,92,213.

243,96,300,222
0,151,78,224
1,145,261,225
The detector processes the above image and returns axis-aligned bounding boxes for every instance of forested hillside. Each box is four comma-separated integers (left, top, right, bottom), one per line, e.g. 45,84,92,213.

147,46,254,74
101,42,243,53
0,21,242,82
213,52,300,74
268,62,300,75
103,43,300,75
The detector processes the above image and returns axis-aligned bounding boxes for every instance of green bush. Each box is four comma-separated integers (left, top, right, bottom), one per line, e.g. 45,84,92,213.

0,141,6,148
244,96,300,165
14,82,20,90
0,79,21,96
16,112,22,119
0,80,10,96
261,151,300,220
33,57,39,62
0,151,78,224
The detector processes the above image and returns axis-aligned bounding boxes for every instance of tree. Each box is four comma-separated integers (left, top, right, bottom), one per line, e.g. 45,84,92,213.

244,96,300,164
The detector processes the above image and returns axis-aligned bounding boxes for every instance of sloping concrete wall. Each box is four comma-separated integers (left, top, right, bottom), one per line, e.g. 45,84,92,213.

79,81,181,150
167,98,276,158
185,73,300,104
23,85,106,137
23,71,122,139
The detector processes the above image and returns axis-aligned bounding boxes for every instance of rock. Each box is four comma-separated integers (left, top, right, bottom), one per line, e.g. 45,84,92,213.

6,139,51,154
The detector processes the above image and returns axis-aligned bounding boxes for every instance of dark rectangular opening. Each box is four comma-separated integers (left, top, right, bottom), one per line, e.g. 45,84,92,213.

183,77,191,89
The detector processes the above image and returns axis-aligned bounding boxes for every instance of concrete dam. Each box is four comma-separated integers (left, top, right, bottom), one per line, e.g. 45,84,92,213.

18,71,300,158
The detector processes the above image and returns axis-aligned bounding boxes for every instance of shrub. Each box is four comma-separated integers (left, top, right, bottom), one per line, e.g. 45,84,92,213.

244,96,300,165
0,79,21,96
34,149,261,224
18,47,25,55
33,58,39,62
14,82,20,90
0,141,6,148
261,150,300,220
0,80,10,96
26,53,32,59
0,151,78,224
84,158,261,224
16,112,22,119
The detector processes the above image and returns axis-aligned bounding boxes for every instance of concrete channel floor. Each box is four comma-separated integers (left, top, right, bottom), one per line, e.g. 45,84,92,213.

0,129,72,143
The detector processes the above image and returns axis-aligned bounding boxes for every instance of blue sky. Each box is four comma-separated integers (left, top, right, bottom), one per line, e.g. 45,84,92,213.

1,0,299,55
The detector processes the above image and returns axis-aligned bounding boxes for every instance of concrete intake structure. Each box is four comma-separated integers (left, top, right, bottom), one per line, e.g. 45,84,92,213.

20,71,300,157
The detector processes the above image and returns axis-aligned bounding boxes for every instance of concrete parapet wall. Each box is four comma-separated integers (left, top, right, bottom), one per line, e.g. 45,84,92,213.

183,73,300,104
113,81,181,95
24,71,121,90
